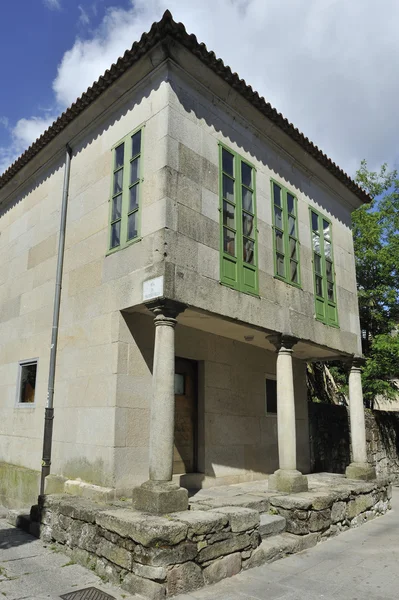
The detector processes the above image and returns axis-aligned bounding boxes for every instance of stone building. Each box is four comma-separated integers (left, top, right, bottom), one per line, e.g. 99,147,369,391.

0,11,375,510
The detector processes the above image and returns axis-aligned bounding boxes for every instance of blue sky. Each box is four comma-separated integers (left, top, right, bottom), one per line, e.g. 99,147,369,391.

1,0,398,177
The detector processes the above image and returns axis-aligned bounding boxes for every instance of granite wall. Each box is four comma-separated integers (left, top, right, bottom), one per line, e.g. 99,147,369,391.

308,402,399,481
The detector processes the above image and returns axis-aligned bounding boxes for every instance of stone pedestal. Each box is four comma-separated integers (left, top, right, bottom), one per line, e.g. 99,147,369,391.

132,299,189,513
268,469,309,494
268,335,308,493
346,358,376,481
132,480,188,513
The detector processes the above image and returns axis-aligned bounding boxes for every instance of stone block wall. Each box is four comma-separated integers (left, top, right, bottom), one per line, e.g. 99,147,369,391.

308,402,399,481
269,478,391,539
34,495,261,599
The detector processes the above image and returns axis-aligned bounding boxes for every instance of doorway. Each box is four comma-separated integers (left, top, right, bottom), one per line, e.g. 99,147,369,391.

173,357,198,474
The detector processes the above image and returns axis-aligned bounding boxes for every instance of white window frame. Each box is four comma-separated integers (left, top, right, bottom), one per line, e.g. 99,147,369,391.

15,358,38,408
265,373,277,416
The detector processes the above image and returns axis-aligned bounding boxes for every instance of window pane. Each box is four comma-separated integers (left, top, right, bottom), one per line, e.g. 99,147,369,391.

223,175,234,202
242,213,254,238
131,130,141,158
276,253,285,277
323,220,330,241
314,253,322,275
110,221,121,248
241,162,252,188
113,169,123,195
289,237,297,260
223,200,235,229
273,183,282,207
266,378,277,414
174,373,185,395
223,228,236,256
315,275,323,297
290,260,298,283
243,238,254,264
311,211,318,231
324,240,332,258
274,206,283,229
112,194,122,221
20,363,37,403
275,230,284,253
222,149,234,176
130,157,140,184
312,232,320,253
327,281,334,301
288,215,296,236
242,187,253,212
127,212,138,241
129,184,139,212
115,143,124,169
287,193,295,214
326,259,333,281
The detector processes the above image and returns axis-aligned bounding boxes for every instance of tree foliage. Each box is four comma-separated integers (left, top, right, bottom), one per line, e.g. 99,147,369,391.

353,161,399,353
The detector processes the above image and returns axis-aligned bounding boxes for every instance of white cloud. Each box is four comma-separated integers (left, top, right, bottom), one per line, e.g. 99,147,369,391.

0,117,9,129
78,5,90,26
3,0,399,176
43,0,61,10
0,116,55,174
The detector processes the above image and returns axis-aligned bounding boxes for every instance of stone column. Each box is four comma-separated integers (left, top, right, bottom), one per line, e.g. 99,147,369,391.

132,298,189,513
345,357,376,480
268,335,308,493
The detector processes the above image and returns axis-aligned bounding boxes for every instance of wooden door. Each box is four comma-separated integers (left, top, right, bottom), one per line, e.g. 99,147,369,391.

173,358,197,474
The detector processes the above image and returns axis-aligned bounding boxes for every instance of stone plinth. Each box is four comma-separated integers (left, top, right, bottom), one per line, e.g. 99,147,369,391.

132,480,188,514
268,469,308,493
346,462,376,481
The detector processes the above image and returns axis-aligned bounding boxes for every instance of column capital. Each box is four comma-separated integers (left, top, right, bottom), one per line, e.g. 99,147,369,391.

268,334,299,353
343,355,365,373
145,298,187,325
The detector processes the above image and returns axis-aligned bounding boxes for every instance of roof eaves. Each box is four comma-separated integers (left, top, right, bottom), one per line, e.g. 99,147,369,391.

0,10,371,204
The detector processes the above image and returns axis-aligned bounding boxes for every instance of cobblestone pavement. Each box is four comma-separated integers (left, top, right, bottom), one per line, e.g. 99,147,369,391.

175,486,399,600
0,487,398,600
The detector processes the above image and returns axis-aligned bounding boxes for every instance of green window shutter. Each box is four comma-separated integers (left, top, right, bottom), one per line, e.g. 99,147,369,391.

310,209,338,327
108,127,143,253
271,180,301,287
219,144,258,295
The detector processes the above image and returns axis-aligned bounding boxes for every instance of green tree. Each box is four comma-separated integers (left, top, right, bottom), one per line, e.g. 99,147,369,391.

354,161,399,353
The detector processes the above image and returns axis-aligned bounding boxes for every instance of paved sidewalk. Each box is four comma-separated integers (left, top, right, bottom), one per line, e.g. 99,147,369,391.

175,486,399,600
0,488,398,599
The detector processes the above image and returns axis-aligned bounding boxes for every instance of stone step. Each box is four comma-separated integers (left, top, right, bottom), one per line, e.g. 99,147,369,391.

6,509,31,533
245,531,320,569
259,513,286,538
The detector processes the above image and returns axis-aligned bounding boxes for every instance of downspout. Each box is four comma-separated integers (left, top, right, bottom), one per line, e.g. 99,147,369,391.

39,144,72,497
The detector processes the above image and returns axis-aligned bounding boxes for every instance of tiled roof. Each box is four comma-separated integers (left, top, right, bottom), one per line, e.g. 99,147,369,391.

0,10,370,203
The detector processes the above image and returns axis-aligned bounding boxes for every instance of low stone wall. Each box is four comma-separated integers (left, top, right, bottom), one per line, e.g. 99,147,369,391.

33,495,261,599
269,478,391,537
308,403,399,481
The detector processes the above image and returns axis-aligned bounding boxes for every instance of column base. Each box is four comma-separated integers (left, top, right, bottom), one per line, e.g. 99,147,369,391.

268,469,308,493
345,462,376,481
132,480,188,514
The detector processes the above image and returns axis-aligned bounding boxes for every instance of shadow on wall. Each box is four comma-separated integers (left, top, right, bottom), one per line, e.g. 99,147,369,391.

308,402,350,474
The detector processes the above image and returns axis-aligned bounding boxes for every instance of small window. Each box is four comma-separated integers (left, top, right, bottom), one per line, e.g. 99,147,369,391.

17,360,38,405
109,127,143,252
271,180,300,287
265,378,277,414
174,373,185,395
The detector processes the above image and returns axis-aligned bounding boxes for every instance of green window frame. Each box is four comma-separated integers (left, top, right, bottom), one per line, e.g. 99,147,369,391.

271,180,300,287
219,143,258,295
310,208,338,327
108,126,143,253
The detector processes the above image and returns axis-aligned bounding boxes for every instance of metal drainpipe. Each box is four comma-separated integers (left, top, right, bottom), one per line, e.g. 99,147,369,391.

39,144,72,497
